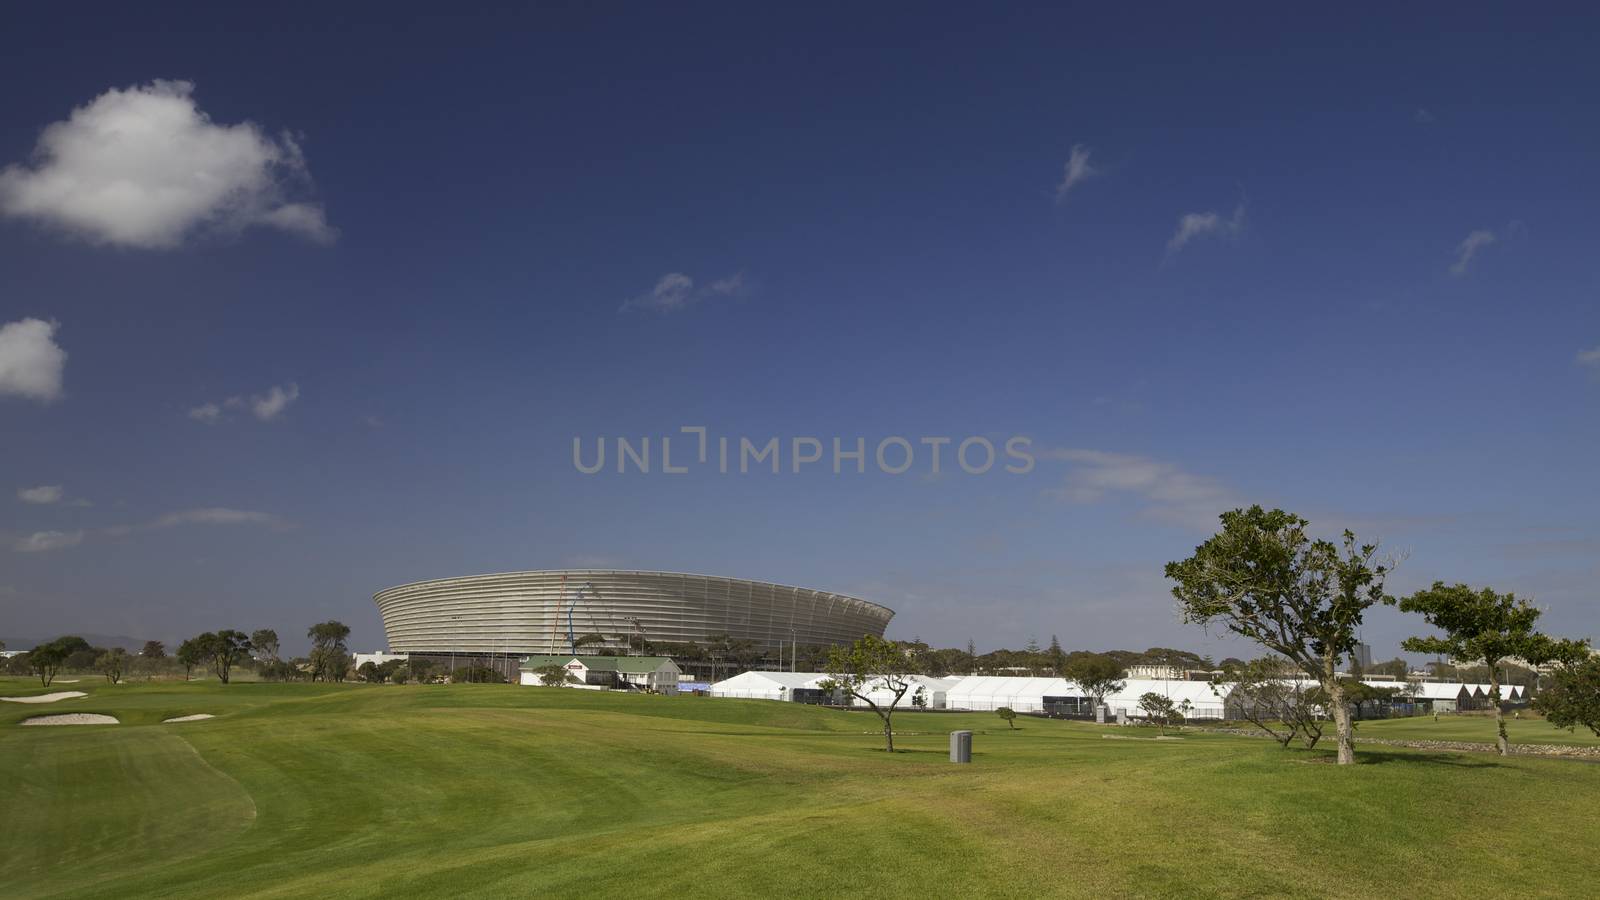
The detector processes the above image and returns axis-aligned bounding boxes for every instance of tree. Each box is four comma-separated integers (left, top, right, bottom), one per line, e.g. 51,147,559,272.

250,629,280,661
259,659,302,682
212,630,252,684
307,621,352,682
1398,582,1586,756
176,638,204,680
28,641,67,686
1063,653,1126,712
96,647,129,684
1535,654,1600,737
141,640,166,659
997,706,1017,729
1165,506,1393,765
1138,692,1182,734
820,634,922,752
1218,657,1305,748
1368,657,1409,679
1344,681,1400,721
534,663,577,686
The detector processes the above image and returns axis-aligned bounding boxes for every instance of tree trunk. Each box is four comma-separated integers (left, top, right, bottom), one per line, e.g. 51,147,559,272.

883,715,894,752
1489,663,1509,756
1327,676,1355,765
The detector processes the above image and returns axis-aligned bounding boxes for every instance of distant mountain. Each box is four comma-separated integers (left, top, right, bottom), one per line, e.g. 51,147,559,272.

0,634,154,652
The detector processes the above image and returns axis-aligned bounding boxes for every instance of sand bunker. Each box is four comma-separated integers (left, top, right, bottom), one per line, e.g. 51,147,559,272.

163,714,216,723
21,714,119,726
1,691,88,704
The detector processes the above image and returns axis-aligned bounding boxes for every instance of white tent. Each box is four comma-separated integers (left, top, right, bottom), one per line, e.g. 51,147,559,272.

1102,679,1231,721
852,675,960,710
944,676,1087,713
708,671,832,701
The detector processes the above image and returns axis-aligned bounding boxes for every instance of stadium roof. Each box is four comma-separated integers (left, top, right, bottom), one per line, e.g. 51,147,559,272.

519,655,677,674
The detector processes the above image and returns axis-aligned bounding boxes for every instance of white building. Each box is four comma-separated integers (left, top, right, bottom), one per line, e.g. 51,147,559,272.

351,651,409,669
519,655,681,693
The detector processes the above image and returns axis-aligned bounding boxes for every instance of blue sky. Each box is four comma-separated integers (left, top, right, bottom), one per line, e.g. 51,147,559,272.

2,5,1597,657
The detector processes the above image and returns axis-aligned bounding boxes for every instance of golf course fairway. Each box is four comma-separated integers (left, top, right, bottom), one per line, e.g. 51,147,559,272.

3,678,1597,899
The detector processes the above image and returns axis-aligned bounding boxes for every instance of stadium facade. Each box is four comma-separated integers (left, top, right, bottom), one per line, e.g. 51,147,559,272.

372,569,893,658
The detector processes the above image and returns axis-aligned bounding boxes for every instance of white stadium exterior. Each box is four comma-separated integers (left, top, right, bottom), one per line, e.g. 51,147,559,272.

372,569,894,656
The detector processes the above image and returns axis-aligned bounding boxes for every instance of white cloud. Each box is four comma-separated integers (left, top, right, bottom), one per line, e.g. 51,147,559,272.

18,485,63,504
706,272,745,296
0,318,67,403
151,507,282,529
0,80,335,248
189,383,298,423
619,271,747,313
1578,345,1600,368
250,383,299,421
1042,447,1238,531
1054,144,1098,202
1165,204,1244,256
104,506,287,538
1449,229,1495,276
188,402,222,423
13,530,84,553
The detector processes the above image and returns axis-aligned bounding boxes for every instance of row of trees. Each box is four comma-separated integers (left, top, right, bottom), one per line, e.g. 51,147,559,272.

9,621,355,686
1166,506,1594,764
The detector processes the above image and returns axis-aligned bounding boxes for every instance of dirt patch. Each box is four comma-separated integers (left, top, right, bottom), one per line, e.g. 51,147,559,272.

1,691,87,704
20,713,119,726
163,714,216,723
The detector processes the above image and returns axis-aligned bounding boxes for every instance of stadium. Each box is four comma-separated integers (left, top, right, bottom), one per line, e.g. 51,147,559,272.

372,569,894,671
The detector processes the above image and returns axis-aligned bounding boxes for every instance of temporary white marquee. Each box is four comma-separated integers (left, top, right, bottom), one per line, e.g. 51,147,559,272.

1101,679,1232,721
943,676,1083,713
852,675,961,710
708,671,833,701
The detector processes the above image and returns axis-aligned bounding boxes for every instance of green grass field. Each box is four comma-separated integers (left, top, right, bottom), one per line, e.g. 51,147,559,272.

4,677,1598,899
1355,712,1600,747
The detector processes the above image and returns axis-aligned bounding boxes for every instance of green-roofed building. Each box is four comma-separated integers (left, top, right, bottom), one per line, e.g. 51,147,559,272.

519,655,682,693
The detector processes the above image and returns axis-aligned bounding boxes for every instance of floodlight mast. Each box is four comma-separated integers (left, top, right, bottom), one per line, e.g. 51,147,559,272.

568,581,598,655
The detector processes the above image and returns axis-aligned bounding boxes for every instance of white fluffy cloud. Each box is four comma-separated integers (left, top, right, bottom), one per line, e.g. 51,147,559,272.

1165,205,1245,256
13,530,84,553
0,318,66,402
1450,229,1496,276
1578,345,1600,368
1054,144,1099,202
18,485,63,504
1043,447,1238,531
189,383,299,423
0,80,335,248
250,383,299,421
619,271,746,313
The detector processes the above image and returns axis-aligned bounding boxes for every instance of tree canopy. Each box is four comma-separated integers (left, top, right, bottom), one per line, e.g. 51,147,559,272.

1399,582,1586,755
820,634,921,752
1062,653,1126,708
1166,505,1392,765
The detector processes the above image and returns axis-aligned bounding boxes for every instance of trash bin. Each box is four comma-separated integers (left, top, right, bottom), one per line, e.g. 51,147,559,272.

950,730,973,763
